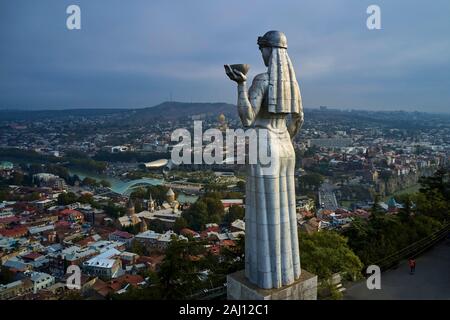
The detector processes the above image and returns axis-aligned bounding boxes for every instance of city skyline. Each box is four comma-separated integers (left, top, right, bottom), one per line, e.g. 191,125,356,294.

1,0,450,113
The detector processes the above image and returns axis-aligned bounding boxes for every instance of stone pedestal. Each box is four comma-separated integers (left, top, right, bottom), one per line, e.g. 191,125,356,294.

227,269,318,300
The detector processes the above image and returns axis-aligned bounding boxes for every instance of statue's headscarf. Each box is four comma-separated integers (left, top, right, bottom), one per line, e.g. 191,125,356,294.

258,31,302,114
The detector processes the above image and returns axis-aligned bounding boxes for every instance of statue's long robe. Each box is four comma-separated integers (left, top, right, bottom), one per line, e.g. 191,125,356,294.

240,72,301,289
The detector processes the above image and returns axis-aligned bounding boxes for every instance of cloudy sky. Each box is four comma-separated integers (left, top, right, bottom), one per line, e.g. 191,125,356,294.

1,0,449,112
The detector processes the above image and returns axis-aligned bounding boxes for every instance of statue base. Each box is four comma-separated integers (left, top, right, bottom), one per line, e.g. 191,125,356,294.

227,269,318,300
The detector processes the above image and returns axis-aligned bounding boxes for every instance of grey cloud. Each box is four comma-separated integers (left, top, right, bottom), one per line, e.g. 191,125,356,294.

0,0,449,112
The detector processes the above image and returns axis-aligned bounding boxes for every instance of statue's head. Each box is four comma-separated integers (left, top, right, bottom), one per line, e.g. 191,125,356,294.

257,30,288,66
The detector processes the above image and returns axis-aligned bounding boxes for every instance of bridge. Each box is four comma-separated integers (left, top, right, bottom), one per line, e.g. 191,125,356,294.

112,178,164,195
103,178,203,196
318,183,339,211
163,181,203,195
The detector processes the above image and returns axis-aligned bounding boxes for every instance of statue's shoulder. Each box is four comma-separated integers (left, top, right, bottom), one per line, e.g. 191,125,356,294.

251,73,269,90
253,72,269,82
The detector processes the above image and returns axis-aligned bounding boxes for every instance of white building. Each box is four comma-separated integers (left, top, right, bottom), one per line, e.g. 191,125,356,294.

26,271,55,294
82,248,122,279
111,146,129,153
135,230,187,250
231,219,245,232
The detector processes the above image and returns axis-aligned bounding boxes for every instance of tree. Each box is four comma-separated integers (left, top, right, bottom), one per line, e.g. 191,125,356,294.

62,290,84,300
131,240,147,256
157,240,206,299
344,196,443,268
11,172,24,185
236,180,246,193
217,235,245,275
223,205,245,225
299,173,324,191
78,193,94,205
203,196,224,219
99,179,111,188
0,266,15,285
398,195,412,222
0,188,8,201
103,201,123,218
380,170,393,182
82,177,98,187
183,201,208,231
416,168,450,221
369,195,385,223
299,230,363,281
303,145,320,157
134,201,143,213
122,224,141,235
29,192,41,201
66,174,81,186
173,217,188,233
419,168,449,198
130,187,147,200
182,195,223,230
147,220,166,234
58,192,78,205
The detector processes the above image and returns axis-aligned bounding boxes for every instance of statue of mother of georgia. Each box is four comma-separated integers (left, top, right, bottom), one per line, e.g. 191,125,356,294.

225,31,304,289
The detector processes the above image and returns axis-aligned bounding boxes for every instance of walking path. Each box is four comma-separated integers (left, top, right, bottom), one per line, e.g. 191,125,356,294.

344,238,450,300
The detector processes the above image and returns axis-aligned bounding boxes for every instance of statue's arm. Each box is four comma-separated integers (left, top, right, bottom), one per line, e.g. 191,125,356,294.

237,74,267,127
287,105,304,139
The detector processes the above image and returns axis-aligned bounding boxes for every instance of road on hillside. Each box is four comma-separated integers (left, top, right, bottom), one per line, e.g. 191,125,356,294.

344,238,450,300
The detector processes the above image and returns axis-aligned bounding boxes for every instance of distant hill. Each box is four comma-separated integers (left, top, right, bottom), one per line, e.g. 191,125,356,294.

0,102,237,122
1,102,448,128
125,102,236,123
0,108,128,121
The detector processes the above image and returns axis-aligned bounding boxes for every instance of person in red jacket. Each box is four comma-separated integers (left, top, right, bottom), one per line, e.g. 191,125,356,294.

409,258,416,274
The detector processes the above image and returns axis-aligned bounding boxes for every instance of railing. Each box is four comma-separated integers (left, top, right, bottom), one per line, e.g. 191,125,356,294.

193,223,450,300
369,222,450,271
188,285,227,300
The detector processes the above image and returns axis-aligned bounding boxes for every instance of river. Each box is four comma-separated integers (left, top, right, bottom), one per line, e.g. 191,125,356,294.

68,170,198,203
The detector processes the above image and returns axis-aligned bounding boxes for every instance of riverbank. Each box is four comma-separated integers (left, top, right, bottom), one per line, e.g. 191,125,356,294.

68,169,198,203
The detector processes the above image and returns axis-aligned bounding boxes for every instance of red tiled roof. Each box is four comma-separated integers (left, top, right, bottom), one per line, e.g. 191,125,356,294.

205,226,220,233
208,245,220,255
301,210,314,218
91,279,111,297
59,209,83,217
137,255,165,269
321,210,335,216
0,226,28,238
22,252,43,261
75,236,96,247
221,240,235,247
180,228,197,236
55,220,71,228
111,230,134,239
0,216,20,225
109,274,144,291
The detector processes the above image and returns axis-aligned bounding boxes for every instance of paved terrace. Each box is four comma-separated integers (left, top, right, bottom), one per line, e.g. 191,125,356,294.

344,238,450,300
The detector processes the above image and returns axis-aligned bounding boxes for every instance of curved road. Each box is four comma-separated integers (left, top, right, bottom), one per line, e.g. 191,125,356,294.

344,238,450,300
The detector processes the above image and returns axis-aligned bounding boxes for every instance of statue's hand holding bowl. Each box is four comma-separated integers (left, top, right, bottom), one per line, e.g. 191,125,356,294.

224,64,249,83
